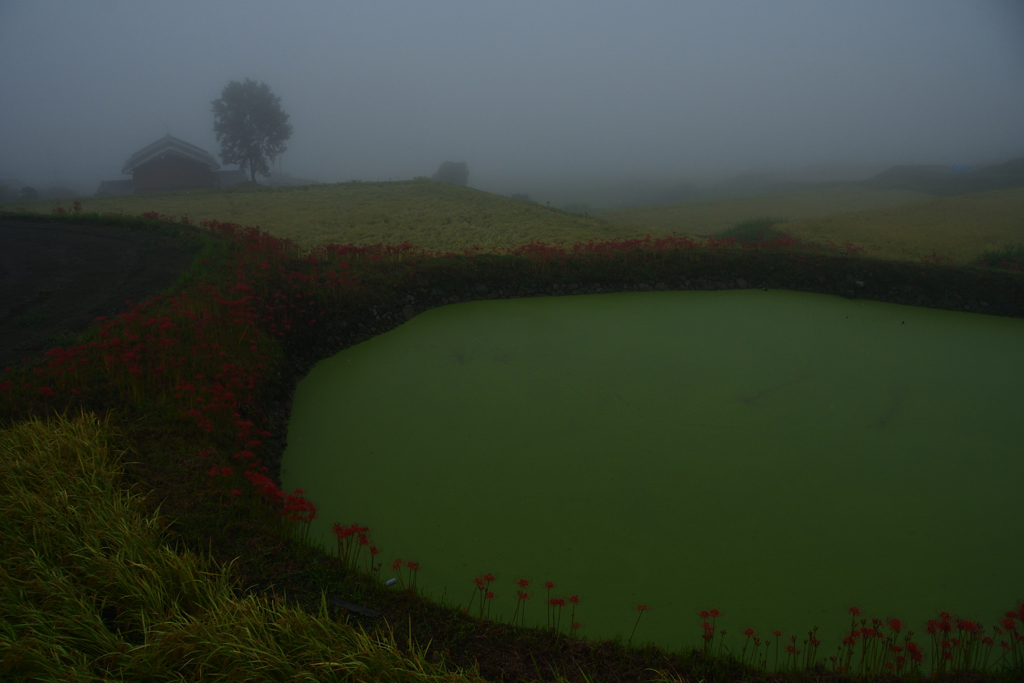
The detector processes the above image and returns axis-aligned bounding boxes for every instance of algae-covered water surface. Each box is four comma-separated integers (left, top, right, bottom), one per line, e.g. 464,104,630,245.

281,290,1024,650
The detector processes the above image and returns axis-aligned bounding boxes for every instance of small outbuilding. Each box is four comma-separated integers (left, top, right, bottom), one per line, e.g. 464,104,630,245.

122,135,221,192
95,135,248,195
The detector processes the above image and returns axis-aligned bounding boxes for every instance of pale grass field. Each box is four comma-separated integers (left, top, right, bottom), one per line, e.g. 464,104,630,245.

7,180,1023,263
779,186,1024,263
8,180,647,253
597,186,935,235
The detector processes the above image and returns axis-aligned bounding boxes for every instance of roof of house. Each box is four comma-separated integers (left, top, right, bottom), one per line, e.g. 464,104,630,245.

122,135,221,174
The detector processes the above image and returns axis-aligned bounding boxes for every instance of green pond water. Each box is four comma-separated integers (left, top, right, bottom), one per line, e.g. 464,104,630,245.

281,290,1024,652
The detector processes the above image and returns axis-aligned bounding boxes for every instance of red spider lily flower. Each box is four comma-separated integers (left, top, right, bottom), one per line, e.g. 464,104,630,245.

391,558,403,571
709,609,720,618
549,598,565,607
406,561,420,571
483,573,496,583
230,488,240,496
939,611,952,620
569,595,580,605
370,546,380,556
474,577,485,590
1002,617,1017,631
220,466,232,476
516,591,530,601
889,618,903,633
545,581,555,590
485,591,495,600
637,604,648,613
848,606,861,617
810,636,820,647
786,645,797,655
699,610,710,619
983,636,994,646
744,628,755,637
772,630,782,638
517,578,530,588
571,622,580,631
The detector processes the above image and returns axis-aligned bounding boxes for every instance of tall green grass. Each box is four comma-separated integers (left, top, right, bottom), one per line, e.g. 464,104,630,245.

0,413,484,682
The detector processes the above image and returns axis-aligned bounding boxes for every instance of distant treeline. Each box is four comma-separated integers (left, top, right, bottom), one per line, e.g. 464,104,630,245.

860,156,1024,196
604,156,1024,210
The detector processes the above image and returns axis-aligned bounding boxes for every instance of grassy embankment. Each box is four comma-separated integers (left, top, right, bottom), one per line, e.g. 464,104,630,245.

1,413,483,682
2,183,1023,680
600,185,1024,264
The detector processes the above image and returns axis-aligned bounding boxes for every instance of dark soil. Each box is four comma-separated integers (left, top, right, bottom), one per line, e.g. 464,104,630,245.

0,217,203,369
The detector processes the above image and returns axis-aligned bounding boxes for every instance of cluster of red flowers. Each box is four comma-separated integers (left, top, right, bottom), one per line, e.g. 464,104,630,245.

387,557,420,591
0,212,341,530
331,522,375,571
282,488,317,523
467,572,497,619
698,609,723,656
831,607,922,676
924,604,1024,674
51,201,83,215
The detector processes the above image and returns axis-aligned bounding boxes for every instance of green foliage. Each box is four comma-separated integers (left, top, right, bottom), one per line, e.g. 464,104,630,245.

975,243,1024,271
211,79,293,184
432,161,469,186
0,413,485,682
715,216,787,242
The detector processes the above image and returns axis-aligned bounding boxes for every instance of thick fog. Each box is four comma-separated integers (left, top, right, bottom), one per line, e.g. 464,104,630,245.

2,0,1023,197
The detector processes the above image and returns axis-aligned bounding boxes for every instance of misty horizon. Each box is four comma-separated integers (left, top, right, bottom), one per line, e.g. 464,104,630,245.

2,1,1023,199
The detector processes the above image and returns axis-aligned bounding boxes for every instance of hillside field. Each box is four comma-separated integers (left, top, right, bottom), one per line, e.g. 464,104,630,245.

6,180,1023,264
779,186,1024,264
7,180,646,253
598,185,934,235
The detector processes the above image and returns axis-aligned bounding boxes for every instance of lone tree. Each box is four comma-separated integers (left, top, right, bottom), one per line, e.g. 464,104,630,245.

431,161,469,186
211,79,292,183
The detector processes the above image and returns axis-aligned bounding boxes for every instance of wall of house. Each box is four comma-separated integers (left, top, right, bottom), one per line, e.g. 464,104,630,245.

133,156,215,192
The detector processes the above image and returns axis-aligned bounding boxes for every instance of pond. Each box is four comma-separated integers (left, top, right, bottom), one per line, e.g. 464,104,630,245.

281,289,1024,651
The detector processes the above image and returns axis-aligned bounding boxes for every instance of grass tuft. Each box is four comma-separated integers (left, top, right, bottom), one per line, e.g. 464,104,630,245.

0,412,484,682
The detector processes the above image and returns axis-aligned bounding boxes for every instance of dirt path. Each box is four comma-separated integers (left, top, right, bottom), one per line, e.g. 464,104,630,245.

0,218,202,369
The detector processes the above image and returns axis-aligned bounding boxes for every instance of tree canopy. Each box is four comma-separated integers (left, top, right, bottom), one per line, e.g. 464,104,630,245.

431,161,469,186
211,79,292,183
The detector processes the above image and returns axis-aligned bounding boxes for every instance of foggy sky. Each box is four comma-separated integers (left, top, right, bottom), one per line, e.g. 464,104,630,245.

2,0,1023,195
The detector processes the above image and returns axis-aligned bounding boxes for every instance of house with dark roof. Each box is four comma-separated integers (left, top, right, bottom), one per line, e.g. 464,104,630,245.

95,135,247,195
